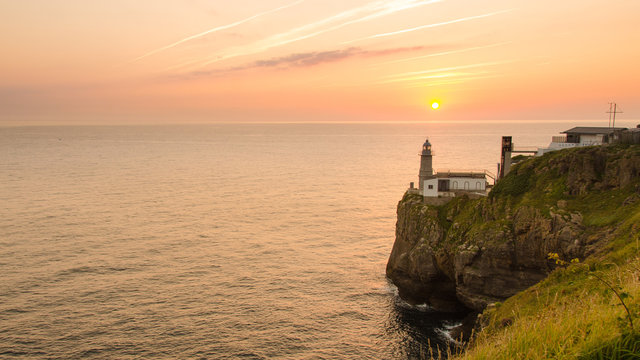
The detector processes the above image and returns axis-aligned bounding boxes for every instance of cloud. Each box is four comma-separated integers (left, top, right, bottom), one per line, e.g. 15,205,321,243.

253,48,361,68
173,45,432,79
253,46,429,68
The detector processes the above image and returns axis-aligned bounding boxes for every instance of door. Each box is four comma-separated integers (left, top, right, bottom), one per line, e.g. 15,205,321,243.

438,179,450,191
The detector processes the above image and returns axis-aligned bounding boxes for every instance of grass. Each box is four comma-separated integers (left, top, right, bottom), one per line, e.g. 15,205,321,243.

413,145,640,359
489,161,536,200
566,186,638,227
455,255,640,359
449,189,640,360
579,332,640,360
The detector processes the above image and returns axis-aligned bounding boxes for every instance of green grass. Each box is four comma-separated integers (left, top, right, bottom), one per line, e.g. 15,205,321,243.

451,203,640,360
579,332,640,360
489,160,536,200
455,257,640,359
566,186,638,227
436,145,640,359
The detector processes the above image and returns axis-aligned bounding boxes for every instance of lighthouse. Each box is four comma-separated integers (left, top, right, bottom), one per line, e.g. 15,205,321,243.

419,138,433,191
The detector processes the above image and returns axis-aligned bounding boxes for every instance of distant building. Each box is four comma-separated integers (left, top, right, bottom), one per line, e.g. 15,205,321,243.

411,138,489,200
497,123,639,181
537,126,627,155
499,125,638,179
563,127,625,144
612,124,640,145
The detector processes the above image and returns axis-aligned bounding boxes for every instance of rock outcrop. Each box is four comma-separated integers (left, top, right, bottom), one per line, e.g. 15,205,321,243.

386,145,640,312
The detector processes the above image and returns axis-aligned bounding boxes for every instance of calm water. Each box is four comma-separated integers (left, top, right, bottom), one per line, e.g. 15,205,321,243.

0,121,625,359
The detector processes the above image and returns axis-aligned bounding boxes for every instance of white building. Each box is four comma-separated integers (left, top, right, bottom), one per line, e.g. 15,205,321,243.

414,138,489,199
423,172,487,198
537,127,627,155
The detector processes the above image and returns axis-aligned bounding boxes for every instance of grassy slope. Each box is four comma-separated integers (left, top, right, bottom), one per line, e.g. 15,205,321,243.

451,145,640,359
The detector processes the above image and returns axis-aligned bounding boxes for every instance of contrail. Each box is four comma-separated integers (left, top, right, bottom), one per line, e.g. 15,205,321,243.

193,0,441,68
343,9,513,44
401,73,503,88
131,0,305,63
378,60,511,84
373,41,513,67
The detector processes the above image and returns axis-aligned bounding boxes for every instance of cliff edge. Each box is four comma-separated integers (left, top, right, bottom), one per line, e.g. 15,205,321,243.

386,144,640,313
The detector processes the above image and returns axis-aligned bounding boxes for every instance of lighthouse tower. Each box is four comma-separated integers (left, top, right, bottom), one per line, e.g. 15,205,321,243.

418,138,433,191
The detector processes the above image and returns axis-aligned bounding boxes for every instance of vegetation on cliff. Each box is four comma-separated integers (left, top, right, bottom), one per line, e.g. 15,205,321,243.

386,144,640,358
459,174,640,359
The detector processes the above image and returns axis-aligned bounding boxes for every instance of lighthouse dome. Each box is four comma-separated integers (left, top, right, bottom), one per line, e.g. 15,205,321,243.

422,139,432,155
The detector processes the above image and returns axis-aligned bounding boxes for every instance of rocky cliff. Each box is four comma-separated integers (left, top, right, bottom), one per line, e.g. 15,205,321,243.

386,144,640,313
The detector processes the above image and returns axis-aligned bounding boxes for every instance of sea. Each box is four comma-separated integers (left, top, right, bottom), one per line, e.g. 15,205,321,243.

1,120,635,359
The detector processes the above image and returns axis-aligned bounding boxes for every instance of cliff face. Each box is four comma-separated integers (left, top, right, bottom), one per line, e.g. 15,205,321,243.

386,145,640,312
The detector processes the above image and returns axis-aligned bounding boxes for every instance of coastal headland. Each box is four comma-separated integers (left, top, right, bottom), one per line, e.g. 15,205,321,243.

386,144,640,357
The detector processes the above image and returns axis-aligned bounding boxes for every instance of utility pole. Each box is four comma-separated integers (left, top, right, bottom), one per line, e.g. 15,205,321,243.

607,102,623,128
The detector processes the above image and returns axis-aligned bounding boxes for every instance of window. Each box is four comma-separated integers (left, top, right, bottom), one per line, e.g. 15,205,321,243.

428,185,433,189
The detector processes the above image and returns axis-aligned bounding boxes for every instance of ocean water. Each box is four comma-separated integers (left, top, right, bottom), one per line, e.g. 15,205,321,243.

0,121,625,359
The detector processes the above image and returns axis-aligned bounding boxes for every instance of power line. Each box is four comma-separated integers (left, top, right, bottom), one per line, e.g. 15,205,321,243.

606,102,623,128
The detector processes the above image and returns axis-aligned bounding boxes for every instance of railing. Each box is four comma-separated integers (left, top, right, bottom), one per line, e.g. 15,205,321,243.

433,169,497,185
512,146,539,153
435,169,491,174
484,169,496,180
435,169,495,177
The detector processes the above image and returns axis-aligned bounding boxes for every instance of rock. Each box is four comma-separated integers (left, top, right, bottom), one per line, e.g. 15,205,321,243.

570,212,583,225
387,195,564,311
386,194,467,311
387,145,640,314
449,312,480,342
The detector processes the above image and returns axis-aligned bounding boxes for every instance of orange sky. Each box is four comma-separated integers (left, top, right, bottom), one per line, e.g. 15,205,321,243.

1,0,639,124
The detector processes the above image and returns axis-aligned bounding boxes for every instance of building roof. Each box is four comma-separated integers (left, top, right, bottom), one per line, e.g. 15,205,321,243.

561,127,627,135
432,171,487,179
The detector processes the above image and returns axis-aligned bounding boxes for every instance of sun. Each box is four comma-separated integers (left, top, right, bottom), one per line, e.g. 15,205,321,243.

431,102,440,110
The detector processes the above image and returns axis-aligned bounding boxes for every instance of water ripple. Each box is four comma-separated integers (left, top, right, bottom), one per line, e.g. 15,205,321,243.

0,123,565,359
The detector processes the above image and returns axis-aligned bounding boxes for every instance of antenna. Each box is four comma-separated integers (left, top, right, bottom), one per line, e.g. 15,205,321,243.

606,102,623,128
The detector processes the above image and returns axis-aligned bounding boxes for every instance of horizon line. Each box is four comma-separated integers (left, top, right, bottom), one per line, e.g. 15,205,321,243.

2,118,636,128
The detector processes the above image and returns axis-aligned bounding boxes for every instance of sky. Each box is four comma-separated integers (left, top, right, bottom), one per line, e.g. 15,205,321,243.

1,0,639,124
